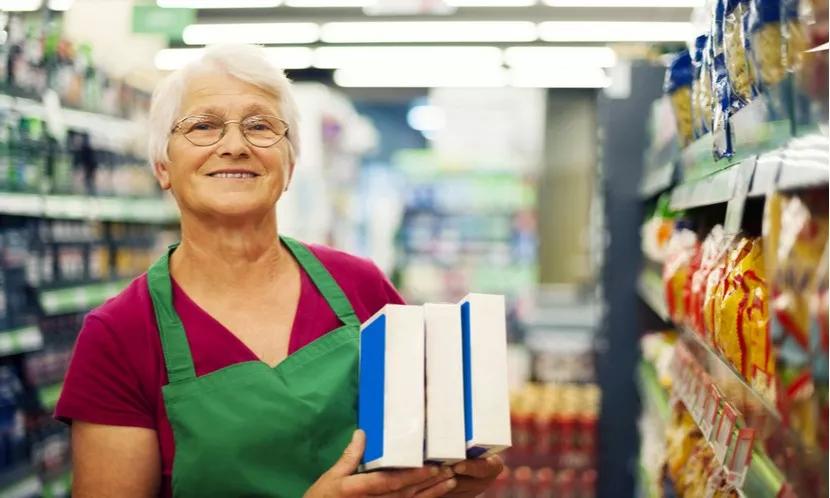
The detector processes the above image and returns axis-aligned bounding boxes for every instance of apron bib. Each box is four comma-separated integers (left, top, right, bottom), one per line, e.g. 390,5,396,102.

147,236,360,498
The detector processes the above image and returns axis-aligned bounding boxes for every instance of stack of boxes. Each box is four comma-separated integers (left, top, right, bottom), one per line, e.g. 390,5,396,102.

359,293,512,469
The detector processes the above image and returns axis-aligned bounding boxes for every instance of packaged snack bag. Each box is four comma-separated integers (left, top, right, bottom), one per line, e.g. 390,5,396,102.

690,225,727,338
641,195,680,263
748,0,787,89
713,0,735,158
691,34,712,138
724,0,758,108
665,50,695,147
782,0,810,73
663,227,699,323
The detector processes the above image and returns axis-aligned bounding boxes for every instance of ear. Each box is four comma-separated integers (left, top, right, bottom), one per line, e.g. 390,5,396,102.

153,161,172,190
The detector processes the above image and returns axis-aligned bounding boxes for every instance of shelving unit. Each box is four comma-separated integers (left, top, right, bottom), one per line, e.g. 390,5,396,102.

38,280,132,316
0,193,178,224
0,327,43,358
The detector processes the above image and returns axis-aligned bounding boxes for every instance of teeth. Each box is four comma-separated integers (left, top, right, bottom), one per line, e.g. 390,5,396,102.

212,172,256,179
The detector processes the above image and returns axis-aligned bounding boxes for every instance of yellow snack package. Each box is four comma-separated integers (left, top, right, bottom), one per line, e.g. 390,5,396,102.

664,51,695,146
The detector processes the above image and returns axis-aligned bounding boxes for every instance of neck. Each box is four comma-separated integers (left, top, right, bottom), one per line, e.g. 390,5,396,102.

170,209,290,292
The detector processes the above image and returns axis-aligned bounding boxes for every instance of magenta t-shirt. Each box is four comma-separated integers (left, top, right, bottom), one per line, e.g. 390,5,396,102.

54,242,405,498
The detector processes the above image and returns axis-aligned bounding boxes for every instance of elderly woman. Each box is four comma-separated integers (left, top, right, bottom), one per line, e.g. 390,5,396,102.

54,44,502,498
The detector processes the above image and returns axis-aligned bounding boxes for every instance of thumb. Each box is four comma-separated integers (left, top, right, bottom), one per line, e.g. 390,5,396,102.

328,430,365,477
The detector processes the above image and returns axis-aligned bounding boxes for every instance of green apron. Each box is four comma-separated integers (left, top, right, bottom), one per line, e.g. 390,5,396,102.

147,236,360,498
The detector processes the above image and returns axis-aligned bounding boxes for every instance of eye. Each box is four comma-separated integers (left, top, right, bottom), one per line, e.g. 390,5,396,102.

184,117,222,133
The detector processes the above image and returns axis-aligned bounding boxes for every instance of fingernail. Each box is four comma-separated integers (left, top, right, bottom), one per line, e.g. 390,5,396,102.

446,479,457,490
486,456,498,465
455,463,466,473
429,466,440,476
443,467,454,477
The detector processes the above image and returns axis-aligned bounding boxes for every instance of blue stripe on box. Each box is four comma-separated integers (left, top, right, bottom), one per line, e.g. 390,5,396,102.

359,314,386,465
467,446,488,459
461,302,473,443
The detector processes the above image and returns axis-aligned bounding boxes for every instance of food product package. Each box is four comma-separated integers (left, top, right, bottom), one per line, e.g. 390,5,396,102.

691,34,712,138
690,225,728,339
724,0,758,110
748,0,787,89
714,237,775,400
641,195,680,263
713,0,735,158
663,227,699,324
423,303,466,464
664,50,695,147
459,293,512,458
764,190,829,449
359,305,425,470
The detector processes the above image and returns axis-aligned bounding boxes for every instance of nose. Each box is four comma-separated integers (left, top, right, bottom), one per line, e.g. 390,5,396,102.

215,122,250,159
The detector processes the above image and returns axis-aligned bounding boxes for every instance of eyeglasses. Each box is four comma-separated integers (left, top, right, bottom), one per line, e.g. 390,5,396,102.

171,114,289,148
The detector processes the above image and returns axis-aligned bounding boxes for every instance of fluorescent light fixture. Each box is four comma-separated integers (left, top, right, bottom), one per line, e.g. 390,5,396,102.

544,0,703,5
334,67,507,87
314,46,503,69
155,47,313,70
286,0,373,6
504,46,617,68
508,67,611,88
182,22,319,45
47,0,73,10
157,0,281,7
321,21,537,43
407,105,446,132
538,21,693,42
445,0,535,5
0,0,42,11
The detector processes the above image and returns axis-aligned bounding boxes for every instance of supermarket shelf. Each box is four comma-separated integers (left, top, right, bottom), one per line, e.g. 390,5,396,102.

670,352,785,497
0,93,139,151
38,382,63,411
0,192,179,224
640,162,675,199
680,327,781,429
669,160,743,210
637,270,669,323
39,279,130,316
0,326,43,358
0,463,40,498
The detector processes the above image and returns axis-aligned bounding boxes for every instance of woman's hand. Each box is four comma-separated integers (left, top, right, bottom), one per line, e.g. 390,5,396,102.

304,430,457,498
443,456,504,498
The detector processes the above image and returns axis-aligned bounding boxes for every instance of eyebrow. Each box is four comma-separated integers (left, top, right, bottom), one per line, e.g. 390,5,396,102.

185,103,279,119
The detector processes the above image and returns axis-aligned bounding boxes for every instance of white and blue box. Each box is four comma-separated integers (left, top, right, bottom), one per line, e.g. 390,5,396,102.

459,293,512,458
423,303,466,464
359,304,425,470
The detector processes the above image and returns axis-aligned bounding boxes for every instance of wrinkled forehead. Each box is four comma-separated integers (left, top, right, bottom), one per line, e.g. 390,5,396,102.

179,70,282,118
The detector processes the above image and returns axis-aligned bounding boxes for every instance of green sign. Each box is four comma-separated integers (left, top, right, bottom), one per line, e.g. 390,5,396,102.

132,4,195,39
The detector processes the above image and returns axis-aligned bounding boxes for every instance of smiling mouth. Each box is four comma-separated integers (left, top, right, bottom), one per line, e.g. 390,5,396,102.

208,171,259,179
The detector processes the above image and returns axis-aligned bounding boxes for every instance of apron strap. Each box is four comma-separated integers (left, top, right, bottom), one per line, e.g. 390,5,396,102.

147,244,197,383
280,236,360,328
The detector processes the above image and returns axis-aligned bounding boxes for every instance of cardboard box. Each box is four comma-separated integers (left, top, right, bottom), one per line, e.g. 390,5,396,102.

459,293,512,458
359,304,425,470
423,303,466,464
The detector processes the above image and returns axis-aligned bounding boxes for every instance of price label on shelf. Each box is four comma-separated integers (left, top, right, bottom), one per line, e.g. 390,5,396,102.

700,385,721,440
703,467,725,498
691,376,708,422
726,428,755,489
714,402,737,465
724,157,756,234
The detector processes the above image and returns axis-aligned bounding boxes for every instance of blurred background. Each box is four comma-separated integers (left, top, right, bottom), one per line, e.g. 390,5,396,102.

0,0,826,497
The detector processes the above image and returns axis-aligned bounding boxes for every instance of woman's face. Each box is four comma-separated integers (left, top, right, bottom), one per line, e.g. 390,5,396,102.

158,72,293,221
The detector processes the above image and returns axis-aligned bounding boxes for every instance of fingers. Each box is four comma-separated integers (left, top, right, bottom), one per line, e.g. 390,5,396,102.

408,468,454,493
451,456,504,479
411,477,457,498
342,466,438,496
327,430,366,478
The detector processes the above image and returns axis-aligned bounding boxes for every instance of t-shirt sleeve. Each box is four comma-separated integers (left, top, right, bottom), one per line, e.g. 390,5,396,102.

54,313,154,429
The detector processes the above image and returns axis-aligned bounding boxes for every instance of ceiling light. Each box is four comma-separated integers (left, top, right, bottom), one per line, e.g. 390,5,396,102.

155,47,313,70
508,67,611,88
157,0,281,7
286,0,374,6
47,0,73,10
320,21,537,43
333,67,507,87
0,0,42,11
504,46,617,68
538,21,693,42
543,0,703,5
314,46,503,69
182,22,319,44
444,0,536,5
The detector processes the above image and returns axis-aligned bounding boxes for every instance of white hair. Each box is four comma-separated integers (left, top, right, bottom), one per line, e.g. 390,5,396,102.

147,44,301,167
